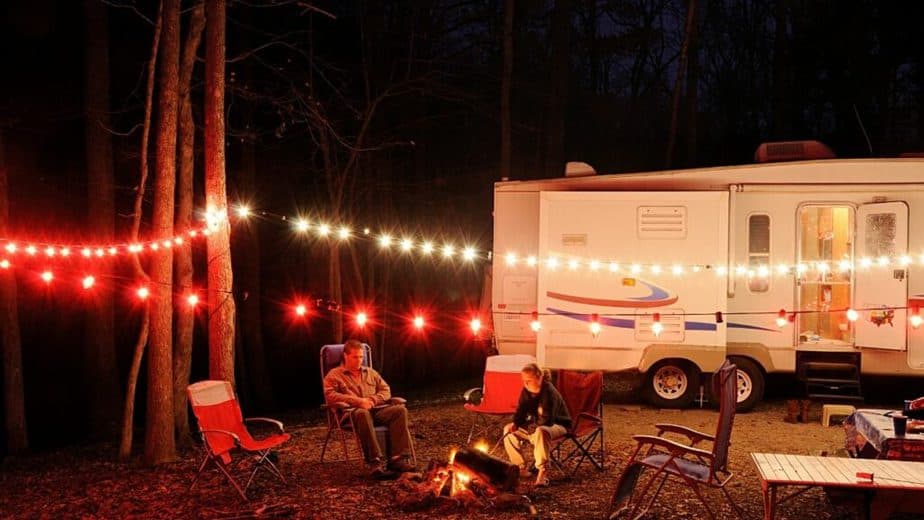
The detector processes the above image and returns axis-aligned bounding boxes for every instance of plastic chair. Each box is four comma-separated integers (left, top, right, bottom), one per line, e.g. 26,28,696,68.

607,360,743,519
319,343,416,466
550,370,605,475
463,354,536,446
187,380,290,500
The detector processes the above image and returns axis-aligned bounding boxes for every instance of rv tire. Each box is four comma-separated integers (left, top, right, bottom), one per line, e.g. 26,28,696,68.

644,360,698,409
721,357,764,412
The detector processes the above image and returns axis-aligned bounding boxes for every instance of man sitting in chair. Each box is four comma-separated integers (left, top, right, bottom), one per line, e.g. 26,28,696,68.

323,339,416,479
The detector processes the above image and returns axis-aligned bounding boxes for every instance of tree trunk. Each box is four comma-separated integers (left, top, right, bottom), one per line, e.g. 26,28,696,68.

0,130,28,454
204,0,236,384
500,0,515,180
173,0,205,446
120,0,162,462
665,0,697,168
144,0,180,466
771,0,791,138
83,0,120,441
683,0,701,167
544,0,571,178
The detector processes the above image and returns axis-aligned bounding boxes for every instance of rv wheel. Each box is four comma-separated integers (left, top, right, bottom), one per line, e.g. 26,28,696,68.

724,357,764,412
645,361,697,408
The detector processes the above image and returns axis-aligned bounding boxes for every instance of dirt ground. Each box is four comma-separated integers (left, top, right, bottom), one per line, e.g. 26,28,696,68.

1,384,921,519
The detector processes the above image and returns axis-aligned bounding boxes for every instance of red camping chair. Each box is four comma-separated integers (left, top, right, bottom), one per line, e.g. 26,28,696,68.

550,370,605,475
607,360,743,519
463,354,536,447
187,380,290,500
319,343,417,466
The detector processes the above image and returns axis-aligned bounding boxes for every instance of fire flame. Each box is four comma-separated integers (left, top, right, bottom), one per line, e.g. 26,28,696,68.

448,447,457,464
473,441,489,453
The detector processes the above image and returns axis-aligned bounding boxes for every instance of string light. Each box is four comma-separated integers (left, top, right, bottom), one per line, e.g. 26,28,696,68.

846,308,859,322
0,259,9,269
186,293,199,307
470,318,482,334
651,313,663,337
136,286,150,300
355,311,368,328
294,304,307,317
911,307,922,329
776,309,788,328
589,313,601,337
530,311,541,332
82,275,95,289
413,315,425,330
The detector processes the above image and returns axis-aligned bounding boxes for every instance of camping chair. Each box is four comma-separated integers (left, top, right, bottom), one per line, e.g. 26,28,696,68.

187,380,290,501
318,343,417,466
463,354,536,447
549,370,605,476
607,360,743,520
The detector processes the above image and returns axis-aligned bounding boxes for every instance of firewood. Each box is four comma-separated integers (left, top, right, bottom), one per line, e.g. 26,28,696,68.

452,447,519,491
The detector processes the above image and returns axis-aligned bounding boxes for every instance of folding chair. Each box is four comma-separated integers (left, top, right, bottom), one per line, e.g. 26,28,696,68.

187,380,290,501
318,343,416,466
607,360,743,520
463,354,536,446
550,370,605,476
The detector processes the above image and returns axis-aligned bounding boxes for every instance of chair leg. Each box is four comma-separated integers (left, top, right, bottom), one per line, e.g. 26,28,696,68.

721,486,745,517
687,481,716,520
245,449,287,493
320,427,334,462
189,451,211,491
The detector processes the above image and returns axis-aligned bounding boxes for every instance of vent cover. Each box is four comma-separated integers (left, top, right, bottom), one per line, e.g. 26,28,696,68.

638,206,687,239
635,310,685,342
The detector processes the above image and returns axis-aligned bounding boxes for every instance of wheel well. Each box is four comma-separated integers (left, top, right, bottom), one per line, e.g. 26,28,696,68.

726,355,766,376
648,358,701,377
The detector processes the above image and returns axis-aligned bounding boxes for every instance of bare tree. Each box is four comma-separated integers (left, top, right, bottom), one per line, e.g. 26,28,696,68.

83,0,120,440
205,0,236,384
544,0,571,177
666,0,697,168
144,0,180,465
0,129,27,454
173,0,205,444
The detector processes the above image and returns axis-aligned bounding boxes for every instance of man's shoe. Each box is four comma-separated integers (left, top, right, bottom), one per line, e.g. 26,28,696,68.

387,455,417,473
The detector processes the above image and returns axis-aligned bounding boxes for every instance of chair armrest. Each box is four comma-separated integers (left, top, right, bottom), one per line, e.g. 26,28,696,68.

577,412,602,424
245,417,285,433
632,434,714,460
387,397,407,405
654,423,715,444
199,428,242,445
322,401,354,411
463,387,483,403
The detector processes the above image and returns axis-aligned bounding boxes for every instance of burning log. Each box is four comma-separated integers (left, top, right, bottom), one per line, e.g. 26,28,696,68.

452,447,519,492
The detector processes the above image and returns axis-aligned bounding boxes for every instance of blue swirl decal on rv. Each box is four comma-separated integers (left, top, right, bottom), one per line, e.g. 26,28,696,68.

547,280,678,308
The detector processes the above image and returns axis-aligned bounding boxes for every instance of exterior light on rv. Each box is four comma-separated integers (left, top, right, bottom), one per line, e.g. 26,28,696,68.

860,257,873,269
526,255,537,267
505,253,517,266
589,314,601,337
546,257,559,270
776,309,788,328
672,265,684,276
530,311,541,332
589,260,601,271
568,259,579,270
630,264,641,274
900,255,912,266
609,262,619,272
846,308,859,322
910,308,922,329
838,260,852,272
651,313,663,337
877,256,890,267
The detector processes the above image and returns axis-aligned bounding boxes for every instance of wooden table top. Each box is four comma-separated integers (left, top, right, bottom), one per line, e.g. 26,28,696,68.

751,453,924,491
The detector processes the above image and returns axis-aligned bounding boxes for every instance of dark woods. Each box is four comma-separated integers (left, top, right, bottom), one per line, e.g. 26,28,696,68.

1,0,923,456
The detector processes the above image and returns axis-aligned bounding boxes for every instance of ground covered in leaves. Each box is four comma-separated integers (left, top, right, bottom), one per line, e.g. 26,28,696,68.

0,378,918,519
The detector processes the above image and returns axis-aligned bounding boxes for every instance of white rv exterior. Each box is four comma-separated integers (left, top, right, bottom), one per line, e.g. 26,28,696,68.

492,157,924,409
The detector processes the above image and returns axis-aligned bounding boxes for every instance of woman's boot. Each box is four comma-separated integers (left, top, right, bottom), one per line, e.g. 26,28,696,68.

784,400,800,423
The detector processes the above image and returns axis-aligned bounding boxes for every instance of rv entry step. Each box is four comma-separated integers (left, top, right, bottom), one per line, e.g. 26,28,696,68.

797,352,863,402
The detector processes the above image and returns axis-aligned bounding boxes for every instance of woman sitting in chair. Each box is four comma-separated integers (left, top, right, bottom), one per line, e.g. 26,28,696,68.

503,363,571,487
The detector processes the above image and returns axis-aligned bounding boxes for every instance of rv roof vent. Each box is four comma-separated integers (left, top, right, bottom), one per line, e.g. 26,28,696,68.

565,161,596,177
754,140,835,163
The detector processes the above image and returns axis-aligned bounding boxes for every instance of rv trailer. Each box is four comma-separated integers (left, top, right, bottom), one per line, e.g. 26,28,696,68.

492,143,924,410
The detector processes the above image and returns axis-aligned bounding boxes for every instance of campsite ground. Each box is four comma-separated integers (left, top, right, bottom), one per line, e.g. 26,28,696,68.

0,376,917,519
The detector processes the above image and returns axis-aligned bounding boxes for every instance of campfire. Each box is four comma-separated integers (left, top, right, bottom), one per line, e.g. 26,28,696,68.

395,443,538,516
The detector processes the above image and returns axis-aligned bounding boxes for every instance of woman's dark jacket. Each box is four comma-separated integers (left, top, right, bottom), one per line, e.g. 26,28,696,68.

512,380,572,430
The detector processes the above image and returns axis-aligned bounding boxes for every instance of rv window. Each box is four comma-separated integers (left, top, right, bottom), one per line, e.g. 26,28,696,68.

748,214,770,292
864,213,896,257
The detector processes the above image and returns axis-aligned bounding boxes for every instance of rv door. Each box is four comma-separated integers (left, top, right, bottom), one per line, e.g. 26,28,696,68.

855,201,909,350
